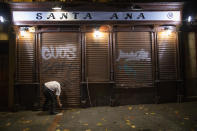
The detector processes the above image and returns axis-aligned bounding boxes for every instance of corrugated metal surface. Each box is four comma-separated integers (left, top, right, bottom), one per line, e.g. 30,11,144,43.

115,32,153,88
16,32,35,83
85,32,110,82
157,32,177,80
40,32,80,107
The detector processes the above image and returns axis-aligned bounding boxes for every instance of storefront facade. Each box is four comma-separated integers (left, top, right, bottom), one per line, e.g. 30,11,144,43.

10,2,183,108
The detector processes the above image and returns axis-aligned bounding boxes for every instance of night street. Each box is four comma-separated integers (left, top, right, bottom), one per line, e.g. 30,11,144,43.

1,1,197,131
0,102,197,131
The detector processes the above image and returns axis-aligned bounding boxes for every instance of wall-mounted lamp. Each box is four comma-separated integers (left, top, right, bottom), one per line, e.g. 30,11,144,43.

188,16,192,22
166,30,172,36
28,27,35,32
160,26,173,37
164,27,172,36
52,6,62,10
0,16,4,23
130,5,142,11
20,27,28,37
94,28,103,38
19,27,35,37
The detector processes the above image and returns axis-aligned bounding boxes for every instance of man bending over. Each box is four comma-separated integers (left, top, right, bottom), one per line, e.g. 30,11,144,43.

42,81,62,115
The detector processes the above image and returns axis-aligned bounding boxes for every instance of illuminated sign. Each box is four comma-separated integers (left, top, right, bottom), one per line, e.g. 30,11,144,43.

12,11,181,22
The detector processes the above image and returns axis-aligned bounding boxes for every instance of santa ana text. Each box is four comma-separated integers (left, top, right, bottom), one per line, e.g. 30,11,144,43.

36,12,145,20
12,11,180,21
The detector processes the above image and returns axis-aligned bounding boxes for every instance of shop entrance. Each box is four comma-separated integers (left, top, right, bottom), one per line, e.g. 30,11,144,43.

85,32,110,82
115,32,153,88
40,32,81,107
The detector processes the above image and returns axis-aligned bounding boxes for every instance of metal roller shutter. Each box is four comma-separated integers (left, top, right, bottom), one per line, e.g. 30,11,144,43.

157,32,177,80
85,32,110,82
16,32,35,83
115,32,153,88
40,32,81,107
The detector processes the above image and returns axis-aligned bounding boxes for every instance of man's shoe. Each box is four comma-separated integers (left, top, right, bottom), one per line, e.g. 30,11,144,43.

42,108,48,111
42,107,49,111
50,111,59,115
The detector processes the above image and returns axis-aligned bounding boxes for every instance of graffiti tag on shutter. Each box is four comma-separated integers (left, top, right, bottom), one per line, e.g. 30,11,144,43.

42,45,77,60
116,49,149,61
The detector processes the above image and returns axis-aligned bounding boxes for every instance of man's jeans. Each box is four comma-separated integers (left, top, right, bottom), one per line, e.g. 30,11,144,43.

42,85,56,114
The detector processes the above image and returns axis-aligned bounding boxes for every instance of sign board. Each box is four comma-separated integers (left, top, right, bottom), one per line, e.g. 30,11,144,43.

12,11,181,22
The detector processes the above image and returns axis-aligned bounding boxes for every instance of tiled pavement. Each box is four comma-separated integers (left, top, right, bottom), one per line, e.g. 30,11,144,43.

0,102,197,131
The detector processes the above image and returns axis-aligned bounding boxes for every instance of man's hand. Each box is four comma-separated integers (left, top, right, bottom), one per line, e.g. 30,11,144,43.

59,103,62,108
56,95,62,108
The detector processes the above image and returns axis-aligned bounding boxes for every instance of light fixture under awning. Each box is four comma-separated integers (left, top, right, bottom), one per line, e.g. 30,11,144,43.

52,6,62,10
0,16,4,23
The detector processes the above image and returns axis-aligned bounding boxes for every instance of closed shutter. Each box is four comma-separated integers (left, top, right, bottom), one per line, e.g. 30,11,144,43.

85,32,110,82
40,32,80,107
157,32,177,80
115,32,153,88
16,32,35,83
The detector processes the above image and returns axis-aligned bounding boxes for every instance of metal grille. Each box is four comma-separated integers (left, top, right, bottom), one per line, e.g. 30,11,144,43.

40,32,81,107
157,32,177,80
115,32,153,88
16,32,35,83
85,32,110,82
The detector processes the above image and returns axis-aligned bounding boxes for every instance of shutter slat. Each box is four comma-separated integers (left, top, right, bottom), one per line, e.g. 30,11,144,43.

116,32,153,88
